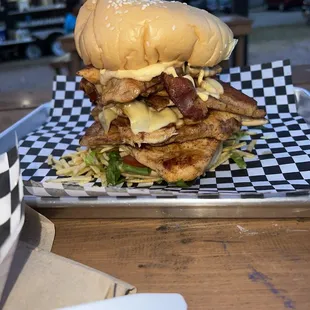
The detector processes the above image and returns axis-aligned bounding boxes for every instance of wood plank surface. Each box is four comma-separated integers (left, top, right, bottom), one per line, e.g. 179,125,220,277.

0,108,34,133
292,65,310,91
52,218,310,310
0,90,51,111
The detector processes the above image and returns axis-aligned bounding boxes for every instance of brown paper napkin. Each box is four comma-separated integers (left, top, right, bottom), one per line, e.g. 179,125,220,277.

2,207,136,310
19,206,55,252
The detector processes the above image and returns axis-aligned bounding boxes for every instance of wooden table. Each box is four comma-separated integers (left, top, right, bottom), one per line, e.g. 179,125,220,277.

1,67,310,309
59,34,81,77
59,15,252,76
52,218,310,310
292,65,310,91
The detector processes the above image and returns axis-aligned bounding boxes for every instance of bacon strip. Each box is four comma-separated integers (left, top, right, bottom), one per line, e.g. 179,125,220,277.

162,74,208,121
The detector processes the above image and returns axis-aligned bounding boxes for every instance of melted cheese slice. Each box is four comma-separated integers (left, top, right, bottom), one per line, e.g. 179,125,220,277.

197,89,209,102
199,78,224,100
164,66,178,77
122,101,178,134
98,108,118,133
100,61,182,84
205,78,224,94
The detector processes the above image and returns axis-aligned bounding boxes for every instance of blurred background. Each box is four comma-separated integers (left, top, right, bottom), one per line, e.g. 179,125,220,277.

0,0,309,131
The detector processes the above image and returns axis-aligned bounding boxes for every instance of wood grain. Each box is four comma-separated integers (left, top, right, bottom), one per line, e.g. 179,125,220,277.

0,108,34,133
52,218,310,310
0,90,50,111
292,65,310,91
59,35,83,76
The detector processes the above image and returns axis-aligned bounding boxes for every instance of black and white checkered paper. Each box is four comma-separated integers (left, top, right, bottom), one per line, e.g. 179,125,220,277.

19,60,310,198
0,142,25,264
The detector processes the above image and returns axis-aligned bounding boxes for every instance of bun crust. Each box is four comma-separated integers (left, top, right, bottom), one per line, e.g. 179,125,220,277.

75,0,235,70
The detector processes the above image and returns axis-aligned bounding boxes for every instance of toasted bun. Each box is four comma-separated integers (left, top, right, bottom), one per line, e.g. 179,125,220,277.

75,0,235,70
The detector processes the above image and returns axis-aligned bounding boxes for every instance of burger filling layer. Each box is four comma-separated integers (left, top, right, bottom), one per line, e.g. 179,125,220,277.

79,62,266,141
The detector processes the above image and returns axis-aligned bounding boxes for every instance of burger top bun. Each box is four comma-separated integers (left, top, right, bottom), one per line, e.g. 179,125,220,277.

75,0,236,71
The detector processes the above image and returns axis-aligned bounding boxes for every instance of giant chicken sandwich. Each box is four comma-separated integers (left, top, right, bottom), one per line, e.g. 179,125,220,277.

51,0,267,186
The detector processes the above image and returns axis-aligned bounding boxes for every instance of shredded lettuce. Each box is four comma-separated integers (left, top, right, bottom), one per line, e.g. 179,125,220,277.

175,180,194,188
84,150,98,166
231,152,246,169
106,151,122,186
106,151,153,185
119,163,151,176
230,131,248,140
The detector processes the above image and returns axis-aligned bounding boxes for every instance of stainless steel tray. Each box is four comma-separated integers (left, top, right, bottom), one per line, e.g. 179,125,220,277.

25,195,310,218
1,88,310,219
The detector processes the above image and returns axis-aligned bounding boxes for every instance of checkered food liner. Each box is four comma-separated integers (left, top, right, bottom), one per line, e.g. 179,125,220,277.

0,142,25,264
19,60,310,198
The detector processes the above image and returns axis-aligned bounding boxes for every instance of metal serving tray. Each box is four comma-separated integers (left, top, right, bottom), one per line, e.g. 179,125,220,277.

1,88,310,219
